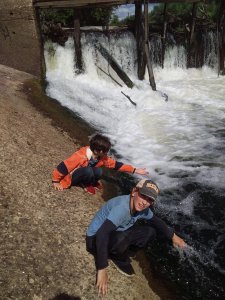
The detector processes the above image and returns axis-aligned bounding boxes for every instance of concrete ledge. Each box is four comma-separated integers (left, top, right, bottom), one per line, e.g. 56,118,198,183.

0,0,42,76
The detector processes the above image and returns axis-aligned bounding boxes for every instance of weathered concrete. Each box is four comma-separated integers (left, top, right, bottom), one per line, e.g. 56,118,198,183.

0,0,42,76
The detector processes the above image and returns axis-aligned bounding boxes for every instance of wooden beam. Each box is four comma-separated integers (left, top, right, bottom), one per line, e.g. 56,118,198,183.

187,2,198,68
144,0,156,91
34,0,201,9
135,1,146,80
189,2,197,45
33,0,132,8
161,3,167,68
218,0,225,75
74,8,83,73
96,44,134,88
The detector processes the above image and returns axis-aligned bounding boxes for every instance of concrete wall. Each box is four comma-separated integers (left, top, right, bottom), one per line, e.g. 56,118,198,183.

0,0,42,77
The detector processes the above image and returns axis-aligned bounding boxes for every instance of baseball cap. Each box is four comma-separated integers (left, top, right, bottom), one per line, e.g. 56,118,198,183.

136,179,159,202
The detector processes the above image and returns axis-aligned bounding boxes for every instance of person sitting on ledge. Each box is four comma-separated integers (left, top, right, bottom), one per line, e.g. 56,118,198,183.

52,133,148,195
86,179,187,296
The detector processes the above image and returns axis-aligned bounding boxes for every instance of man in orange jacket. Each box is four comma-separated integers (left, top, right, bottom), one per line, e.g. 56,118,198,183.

52,133,149,195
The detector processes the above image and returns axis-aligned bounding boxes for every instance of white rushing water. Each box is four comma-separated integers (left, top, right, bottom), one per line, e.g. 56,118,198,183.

44,33,225,192
44,32,225,298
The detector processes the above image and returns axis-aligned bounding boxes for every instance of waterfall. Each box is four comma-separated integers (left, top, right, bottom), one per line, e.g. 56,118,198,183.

44,30,225,300
204,31,218,68
149,31,218,69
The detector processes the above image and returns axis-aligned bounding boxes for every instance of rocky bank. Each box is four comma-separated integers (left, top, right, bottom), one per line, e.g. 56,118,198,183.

0,64,162,300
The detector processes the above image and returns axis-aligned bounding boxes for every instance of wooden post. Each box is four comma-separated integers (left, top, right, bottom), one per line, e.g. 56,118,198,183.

144,0,156,91
135,0,146,80
34,7,47,80
187,2,198,68
74,8,83,73
218,0,225,75
96,44,134,88
190,3,197,45
161,3,167,68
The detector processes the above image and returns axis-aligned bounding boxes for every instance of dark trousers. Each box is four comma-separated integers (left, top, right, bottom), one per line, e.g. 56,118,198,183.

86,225,156,264
71,167,103,187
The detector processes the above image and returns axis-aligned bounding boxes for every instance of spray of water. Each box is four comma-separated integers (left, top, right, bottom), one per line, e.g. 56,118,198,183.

44,31,225,299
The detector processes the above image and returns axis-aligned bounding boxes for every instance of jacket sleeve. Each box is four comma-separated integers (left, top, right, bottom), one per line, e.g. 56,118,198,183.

52,162,68,182
63,151,83,172
147,215,174,240
95,219,117,270
52,150,83,182
102,156,135,173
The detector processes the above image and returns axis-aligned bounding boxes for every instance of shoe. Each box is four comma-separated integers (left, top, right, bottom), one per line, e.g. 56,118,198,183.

111,259,135,277
128,250,136,259
94,181,103,191
127,246,138,259
84,185,96,195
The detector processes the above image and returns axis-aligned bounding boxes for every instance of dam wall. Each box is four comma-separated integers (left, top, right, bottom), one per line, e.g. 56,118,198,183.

0,0,42,76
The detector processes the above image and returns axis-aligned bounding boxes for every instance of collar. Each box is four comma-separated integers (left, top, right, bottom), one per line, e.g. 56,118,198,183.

86,147,93,160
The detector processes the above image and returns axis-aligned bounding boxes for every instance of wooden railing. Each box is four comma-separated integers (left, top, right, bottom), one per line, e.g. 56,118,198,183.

33,0,132,8
33,0,201,8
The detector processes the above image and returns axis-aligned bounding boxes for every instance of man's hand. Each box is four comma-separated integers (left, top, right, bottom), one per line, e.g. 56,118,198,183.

53,182,63,191
135,168,149,176
96,268,108,297
172,233,187,249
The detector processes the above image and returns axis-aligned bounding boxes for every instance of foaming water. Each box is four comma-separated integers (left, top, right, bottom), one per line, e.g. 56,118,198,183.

44,32,225,299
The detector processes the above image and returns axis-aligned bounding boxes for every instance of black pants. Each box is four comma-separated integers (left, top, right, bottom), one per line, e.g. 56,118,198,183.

71,167,103,187
86,224,156,264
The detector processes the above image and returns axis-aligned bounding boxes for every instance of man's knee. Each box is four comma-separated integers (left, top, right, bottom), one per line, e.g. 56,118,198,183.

109,232,129,255
93,167,103,178
83,167,94,177
145,226,156,242
134,226,156,248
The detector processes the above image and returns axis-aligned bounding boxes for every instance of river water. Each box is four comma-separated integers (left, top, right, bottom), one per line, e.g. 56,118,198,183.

44,32,225,299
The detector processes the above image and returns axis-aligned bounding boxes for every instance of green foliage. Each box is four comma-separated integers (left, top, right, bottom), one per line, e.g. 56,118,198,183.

40,9,74,27
40,6,118,27
81,7,116,26
110,14,120,26
149,1,218,30
152,3,193,23
149,4,164,24
39,2,219,32
117,15,135,27
197,0,219,23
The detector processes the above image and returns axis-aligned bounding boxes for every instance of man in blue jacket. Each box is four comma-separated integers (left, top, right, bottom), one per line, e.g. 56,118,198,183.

86,179,186,296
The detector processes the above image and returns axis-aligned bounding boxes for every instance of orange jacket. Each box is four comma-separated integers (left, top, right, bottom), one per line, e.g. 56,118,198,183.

52,146,135,189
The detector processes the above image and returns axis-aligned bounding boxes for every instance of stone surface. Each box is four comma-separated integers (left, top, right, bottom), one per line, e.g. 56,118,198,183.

0,0,42,76
0,64,160,300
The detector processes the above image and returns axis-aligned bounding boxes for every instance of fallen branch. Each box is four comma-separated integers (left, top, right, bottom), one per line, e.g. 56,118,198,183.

97,65,136,107
96,43,134,88
121,91,137,106
96,66,123,87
